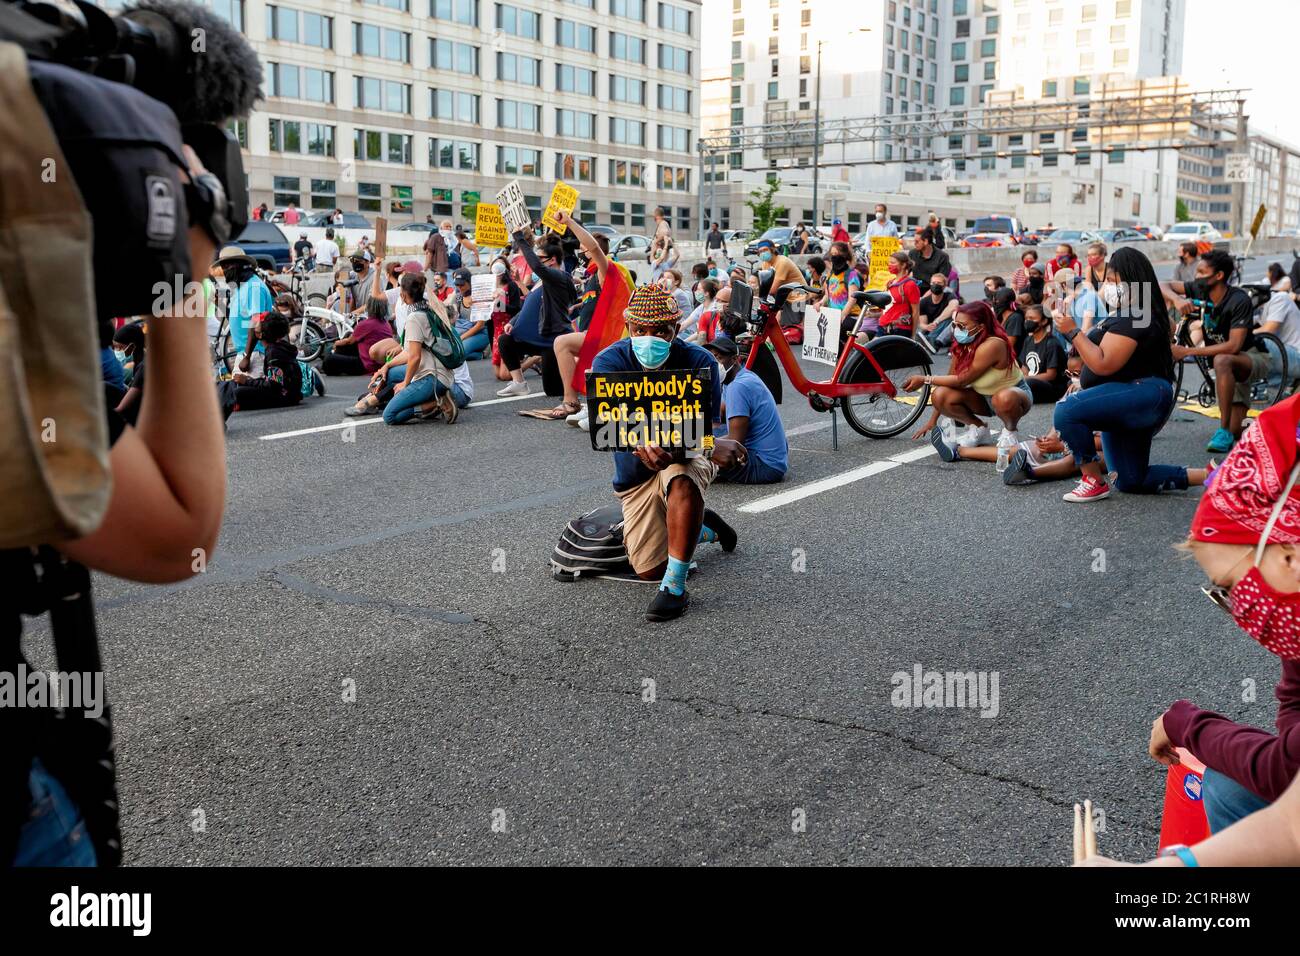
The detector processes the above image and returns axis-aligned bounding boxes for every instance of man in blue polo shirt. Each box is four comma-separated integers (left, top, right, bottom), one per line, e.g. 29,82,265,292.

591,286,745,622
705,336,788,484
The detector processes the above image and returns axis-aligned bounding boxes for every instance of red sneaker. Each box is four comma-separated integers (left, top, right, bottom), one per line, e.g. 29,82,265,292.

1063,474,1111,502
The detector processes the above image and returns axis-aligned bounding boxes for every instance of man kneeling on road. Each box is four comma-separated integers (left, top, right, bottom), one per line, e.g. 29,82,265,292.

592,286,745,622
705,335,788,484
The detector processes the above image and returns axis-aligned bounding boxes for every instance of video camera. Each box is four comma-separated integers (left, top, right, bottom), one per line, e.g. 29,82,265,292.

2,0,260,319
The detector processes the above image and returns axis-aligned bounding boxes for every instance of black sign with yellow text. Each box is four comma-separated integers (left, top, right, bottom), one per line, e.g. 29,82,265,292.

584,368,713,453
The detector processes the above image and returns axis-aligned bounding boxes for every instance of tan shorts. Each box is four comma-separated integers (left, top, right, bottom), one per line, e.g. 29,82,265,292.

1233,349,1272,406
616,458,719,573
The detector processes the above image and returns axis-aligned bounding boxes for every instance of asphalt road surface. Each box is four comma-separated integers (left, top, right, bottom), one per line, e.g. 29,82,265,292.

24,254,1295,866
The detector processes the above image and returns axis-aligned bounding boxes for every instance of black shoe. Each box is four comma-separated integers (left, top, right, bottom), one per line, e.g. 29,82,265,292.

646,588,689,622
1002,447,1034,486
702,507,737,553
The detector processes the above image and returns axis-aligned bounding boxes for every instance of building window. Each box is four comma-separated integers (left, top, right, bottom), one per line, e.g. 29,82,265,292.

953,64,968,82
556,19,596,51
731,62,745,79
390,185,413,214
272,176,299,207
609,74,645,104
610,117,645,146
631,203,646,229
658,2,691,33
659,165,690,191
210,0,244,30
430,89,480,124
495,3,539,38
556,109,595,139
305,123,335,157
556,153,595,182
557,64,596,95
496,99,540,131
226,119,247,148
608,160,645,186
430,0,478,25
355,77,411,114
1074,76,1091,96
310,178,335,210
358,182,381,213
431,39,479,74
657,43,691,73
767,81,777,99
353,23,410,62
431,139,480,170
1042,80,1058,98
730,107,744,125
354,129,412,165
268,118,301,153
611,0,645,20
265,6,332,47
496,52,540,86
609,32,646,63
949,87,965,106
496,146,540,177
979,38,996,57
657,84,691,113
431,188,454,217
658,124,689,152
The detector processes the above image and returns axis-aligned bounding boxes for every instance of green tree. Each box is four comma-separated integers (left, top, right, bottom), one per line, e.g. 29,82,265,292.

1175,197,1190,223
746,177,787,235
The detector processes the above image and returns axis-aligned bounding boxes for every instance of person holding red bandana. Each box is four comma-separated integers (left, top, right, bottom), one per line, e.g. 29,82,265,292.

1149,393,1300,836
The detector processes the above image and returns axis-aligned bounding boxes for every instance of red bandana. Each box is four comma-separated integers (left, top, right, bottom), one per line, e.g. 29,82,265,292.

1191,395,1300,545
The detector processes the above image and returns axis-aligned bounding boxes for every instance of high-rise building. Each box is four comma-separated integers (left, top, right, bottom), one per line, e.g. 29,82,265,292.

99,0,703,231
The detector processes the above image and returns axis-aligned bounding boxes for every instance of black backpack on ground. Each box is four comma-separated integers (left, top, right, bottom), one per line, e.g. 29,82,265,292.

550,505,633,581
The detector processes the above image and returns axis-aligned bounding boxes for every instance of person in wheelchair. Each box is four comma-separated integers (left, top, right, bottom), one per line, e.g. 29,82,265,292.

1168,251,1271,454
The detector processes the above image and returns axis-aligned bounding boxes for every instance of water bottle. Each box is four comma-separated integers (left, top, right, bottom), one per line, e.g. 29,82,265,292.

995,430,1013,473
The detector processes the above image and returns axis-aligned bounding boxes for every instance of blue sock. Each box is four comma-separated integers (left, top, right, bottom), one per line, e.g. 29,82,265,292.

698,525,719,544
659,555,690,595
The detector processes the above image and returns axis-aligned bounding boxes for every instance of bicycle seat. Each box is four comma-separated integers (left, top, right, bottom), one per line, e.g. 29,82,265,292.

853,290,893,309
757,268,776,300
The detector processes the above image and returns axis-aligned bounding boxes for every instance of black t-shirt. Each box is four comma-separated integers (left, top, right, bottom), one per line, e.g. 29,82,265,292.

1078,310,1175,389
293,239,312,259
909,248,952,287
705,231,725,250
1019,332,1067,381
919,290,955,323
1002,309,1026,354
1200,286,1258,353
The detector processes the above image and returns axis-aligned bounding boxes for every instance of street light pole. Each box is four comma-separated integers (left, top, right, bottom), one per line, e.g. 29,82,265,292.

812,39,823,234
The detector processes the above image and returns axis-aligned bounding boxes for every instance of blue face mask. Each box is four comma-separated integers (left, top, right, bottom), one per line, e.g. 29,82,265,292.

631,335,672,369
953,327,976,345
694,290,705,304
759,250,773,262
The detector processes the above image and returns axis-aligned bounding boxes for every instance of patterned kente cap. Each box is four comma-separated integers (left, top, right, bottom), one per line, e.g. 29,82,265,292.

624,285,681,326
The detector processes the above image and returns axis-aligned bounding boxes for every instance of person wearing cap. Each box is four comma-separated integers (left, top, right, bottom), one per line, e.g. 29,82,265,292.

348,249,374,299
215,245,276,379
291,231,314,270
591,285,744,622
1145,394,1300,839
450,268,488,360
831,218,852,246
704,335,787,485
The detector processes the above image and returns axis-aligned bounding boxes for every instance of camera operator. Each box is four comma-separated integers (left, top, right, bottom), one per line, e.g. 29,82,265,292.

1,0,253,865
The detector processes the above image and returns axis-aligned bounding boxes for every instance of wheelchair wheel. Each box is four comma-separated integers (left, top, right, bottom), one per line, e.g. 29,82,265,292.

1171,315,1194,404
1249,332,1289,412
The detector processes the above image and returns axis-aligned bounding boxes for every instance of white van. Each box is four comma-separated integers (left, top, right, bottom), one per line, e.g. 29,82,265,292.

1164,221,1223,243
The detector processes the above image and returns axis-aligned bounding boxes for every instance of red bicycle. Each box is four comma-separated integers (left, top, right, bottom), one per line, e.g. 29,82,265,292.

734,277,933,438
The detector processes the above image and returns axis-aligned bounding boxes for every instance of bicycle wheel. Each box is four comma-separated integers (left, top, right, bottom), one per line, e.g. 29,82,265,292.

1250,332,1289,411
1171,314,1190,403
214,330,239,373
838,336,932,439
288,319,327,363
306,291,327,309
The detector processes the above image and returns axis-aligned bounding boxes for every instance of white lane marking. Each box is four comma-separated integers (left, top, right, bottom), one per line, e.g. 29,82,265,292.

785,420,833,438
738,445,937,513
257,390,536,440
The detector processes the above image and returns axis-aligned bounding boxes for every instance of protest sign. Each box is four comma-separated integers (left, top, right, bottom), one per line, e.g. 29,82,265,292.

470,273,494,325
373,216,388,259
867,235,901,291
541,181,580,235
585,368,713,454
474,202,509,249
495,179,530,234
801,306,842,366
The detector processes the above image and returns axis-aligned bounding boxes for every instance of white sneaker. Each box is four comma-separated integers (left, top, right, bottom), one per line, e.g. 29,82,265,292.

576,414,590,432
959,425,995,448
566,408,586,428
496,380,531,397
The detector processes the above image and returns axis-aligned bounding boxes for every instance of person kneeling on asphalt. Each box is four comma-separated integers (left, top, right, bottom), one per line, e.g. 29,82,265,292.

705,335,788,485
591,286,744,623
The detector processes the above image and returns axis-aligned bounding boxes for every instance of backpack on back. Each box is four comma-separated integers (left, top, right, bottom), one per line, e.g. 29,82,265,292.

416,303,466,370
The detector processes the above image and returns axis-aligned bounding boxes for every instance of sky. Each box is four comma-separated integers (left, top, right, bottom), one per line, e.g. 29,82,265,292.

701,0,1299,145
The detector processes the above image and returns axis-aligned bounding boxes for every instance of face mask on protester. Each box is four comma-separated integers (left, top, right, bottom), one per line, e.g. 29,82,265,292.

831,255,847,272
759,250,773,263
631,335,672,369
114,348,127,364
1101,283,1121,309
953,327,976,345
887,262,901,275
694,290,706,304
876,211,886,222
931,283,945,295
1022,257,1035,267
1024,319,1041,333
492,262,507,276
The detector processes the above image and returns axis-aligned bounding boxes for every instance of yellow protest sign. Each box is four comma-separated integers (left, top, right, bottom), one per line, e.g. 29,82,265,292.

866,236,901,291
542,181,580,235
475,202,509,248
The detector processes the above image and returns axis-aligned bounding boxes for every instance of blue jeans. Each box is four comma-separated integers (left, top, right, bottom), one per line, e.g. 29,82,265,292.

717,455,787,484
1202,767,1270,834
461,330,489,361
383,371,438,424
11,759,96,867
1053,377,1187,493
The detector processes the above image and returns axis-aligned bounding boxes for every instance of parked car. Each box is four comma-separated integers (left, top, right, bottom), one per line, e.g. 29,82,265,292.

394,221,437,234
233,219,292,271
1135,224,1165,241
722,229,749,247
1164,221,1222,244
302,210,374,230
1042,229,1097,246
744,227,823,256
960,215,1025,248
1089,228,1149,244
585,224,619,238
609,234,653,263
